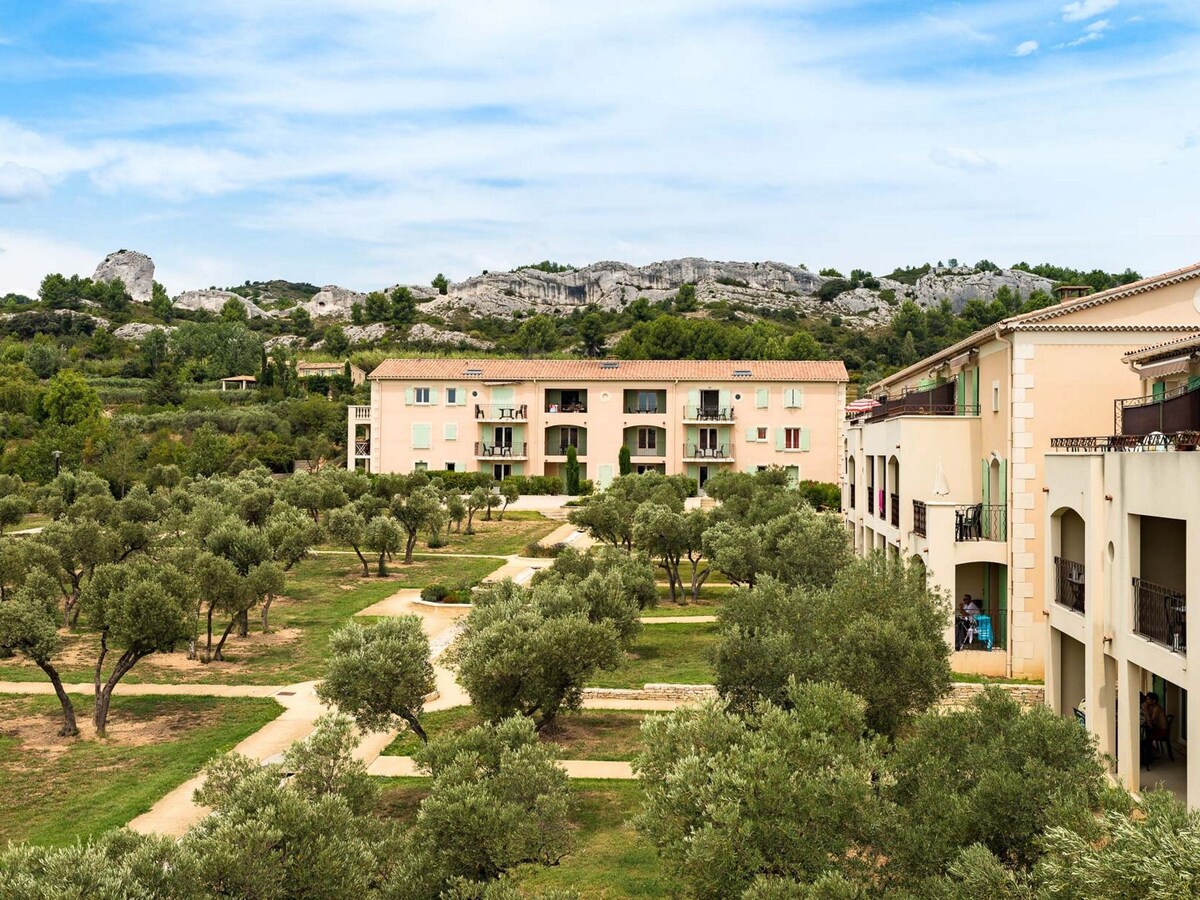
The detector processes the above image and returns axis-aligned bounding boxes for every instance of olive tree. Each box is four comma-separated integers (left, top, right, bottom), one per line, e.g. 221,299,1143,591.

0,570,78,735
364,515,403,576
326,505,371,576
317,617,435,742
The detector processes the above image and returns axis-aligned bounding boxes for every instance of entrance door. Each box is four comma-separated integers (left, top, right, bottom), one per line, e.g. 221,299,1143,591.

699,465,710,488
560,426,579,451
493,463,512,479
699,427,718,455
494,426,513,448
598,464,614,489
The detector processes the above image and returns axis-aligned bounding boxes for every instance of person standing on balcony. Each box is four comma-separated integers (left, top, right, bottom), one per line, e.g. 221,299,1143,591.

956,594,980,649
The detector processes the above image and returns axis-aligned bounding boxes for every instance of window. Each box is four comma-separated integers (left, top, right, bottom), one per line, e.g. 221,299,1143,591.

755,388,769,409
494,426,513,447
415,387,431,404
638,427,657,450
783,387,804,409
560,427,580,449
992,381,1000,413
637,391,659,413
493,463,512,479
414,461,428,472
756,426,768,442
446,387,458,405
700,428,718,450
445,462,456,472
785,427,802,450
444,422,458,441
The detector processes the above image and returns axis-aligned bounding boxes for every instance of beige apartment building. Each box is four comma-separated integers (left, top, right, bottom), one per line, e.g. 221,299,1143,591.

844,262,1200,680
348,359,848,489
1045,331,1200,808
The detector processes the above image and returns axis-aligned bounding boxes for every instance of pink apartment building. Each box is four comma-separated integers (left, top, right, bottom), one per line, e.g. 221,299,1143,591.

347,359,848,490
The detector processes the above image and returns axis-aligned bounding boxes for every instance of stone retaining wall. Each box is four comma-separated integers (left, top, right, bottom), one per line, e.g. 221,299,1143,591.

940,682,1045,710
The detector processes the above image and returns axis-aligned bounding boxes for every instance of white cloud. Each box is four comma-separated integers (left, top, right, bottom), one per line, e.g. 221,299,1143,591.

1085,18,1112,33
1061,0,1119,23
0,230,99,296
1063,20,1112,47
0,162,49,202
1013,40,1040,56
930,148,998,172
921,14,994,44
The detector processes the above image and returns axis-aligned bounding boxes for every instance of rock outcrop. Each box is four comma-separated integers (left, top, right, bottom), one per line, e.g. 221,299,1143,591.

93,250,155,304
302,285,367,320
173,289,269,318
113,322,174,341
908,266,1055,310
265,334,306,351
343,323,389,344
406,323,494,350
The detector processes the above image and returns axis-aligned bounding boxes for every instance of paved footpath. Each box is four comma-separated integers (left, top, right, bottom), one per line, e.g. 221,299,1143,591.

368,755,634,780
641,615,718,624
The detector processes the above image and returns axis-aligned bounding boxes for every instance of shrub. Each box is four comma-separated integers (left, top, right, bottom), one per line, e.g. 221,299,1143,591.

420,583,453,603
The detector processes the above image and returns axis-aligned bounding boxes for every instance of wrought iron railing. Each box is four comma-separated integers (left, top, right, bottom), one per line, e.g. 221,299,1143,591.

850,381,981,422
1050,432,1200,452
626,443,665,458
913,500,927,537
683,406,735,421
475,404,528,421
546,402,587,413
1134,577,1186,653
954,504,1007,541
683,444,731,459
475,442,528,458
625,406,662,414
546,441,586,456
1054,557,1086,614
1117,380,1200,436
890,493,899,528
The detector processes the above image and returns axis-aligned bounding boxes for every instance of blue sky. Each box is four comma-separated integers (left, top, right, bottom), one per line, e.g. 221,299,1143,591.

0,0,1198,296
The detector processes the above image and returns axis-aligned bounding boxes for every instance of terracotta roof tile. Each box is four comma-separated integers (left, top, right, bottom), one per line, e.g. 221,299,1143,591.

368,358,848,383
1123,331,1200,363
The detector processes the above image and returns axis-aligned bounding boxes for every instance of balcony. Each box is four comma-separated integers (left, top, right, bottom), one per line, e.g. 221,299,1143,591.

913,499,927,537
1134,577,1186,654
1051,432,1200,452
354,440,370,457
1054,557,1086,614
683,405,735,423
545,441,586,457
545,389,587,414
890,493,899,528
624,389,667,415
954,504,1007,541
1118,381,1200,436
848,381,980,423
475,403,528,422
350,405,372,421
683,444,733,461
475,442,528,459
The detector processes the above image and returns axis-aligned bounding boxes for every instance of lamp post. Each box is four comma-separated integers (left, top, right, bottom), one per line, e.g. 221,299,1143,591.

52,450,61,477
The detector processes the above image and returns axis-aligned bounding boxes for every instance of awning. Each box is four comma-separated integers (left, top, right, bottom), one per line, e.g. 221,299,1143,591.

1134,355,1194,380
947,350,976,374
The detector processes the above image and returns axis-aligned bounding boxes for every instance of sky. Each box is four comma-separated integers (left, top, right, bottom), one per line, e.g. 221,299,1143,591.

0,0,1198,297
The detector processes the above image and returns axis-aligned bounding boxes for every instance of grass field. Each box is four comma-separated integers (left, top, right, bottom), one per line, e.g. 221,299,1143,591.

383,707,649,761
0,553,503,686
321,510,560,558
376,777,671,898
589,623,718,689
0,694,282,846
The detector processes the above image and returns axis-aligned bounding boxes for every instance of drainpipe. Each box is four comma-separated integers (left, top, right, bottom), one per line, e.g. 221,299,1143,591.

993,326,1015,679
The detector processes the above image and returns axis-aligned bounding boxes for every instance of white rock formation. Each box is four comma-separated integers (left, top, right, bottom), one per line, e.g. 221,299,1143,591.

343,323,388,343
93,250,155,304
302,285,367,320
406,323,494,349
0,309,110,330
908,266,1055,310
173,289,269,318
113,322,175,341
265,334,306,350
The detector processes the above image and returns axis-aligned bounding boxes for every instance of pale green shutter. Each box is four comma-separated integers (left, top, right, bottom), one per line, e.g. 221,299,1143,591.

775,428,785,451
755,388,768,408
972,370,980,409
492,386,514,404
1153,381,1166,401
745,426,757,442
956,372,966,414
412,424,431,449
444,423,457,441
718,389,731,409
429,388,440,404
799,427,811,452
999,458,1008,540
793,386,804,408
404,387,414,405
981,459,989,506
687,389,700,414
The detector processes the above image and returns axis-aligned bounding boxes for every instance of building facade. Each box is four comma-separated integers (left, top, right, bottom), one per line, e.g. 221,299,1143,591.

1044,332,1200,808
844,262,1200,679
298,360,367,386
348,359,848,488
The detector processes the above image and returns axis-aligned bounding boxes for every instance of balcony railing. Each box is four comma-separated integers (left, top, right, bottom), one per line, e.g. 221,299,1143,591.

475,404,528,421
350,405,372,421
1117,381,1200,436
683,406,735,422
545,442,586,456
890,493,899,528
627,443,665,458
683,444,731,460
849,382,980,423
1054,557,1086,614
954,504,1007,541
625,405,663,414
546,402,587,413
475,442,528,458
354,440,370,456
913,500,927,537
1134,577,1186,654
1050,432,1200,452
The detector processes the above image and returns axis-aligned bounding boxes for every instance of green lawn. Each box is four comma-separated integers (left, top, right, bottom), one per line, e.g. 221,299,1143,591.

0,553,503,686
589,623,718,689
322,511,559,558
383,707,649,761
0,694,282,846
951,672,1045,686
375,778,671,898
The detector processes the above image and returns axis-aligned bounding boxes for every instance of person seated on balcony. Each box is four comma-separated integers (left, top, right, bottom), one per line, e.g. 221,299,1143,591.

955,594,980,649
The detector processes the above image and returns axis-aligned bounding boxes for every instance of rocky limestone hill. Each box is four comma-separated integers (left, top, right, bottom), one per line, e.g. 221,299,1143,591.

301,285,367,319
173,289,269,318
93,250,155,304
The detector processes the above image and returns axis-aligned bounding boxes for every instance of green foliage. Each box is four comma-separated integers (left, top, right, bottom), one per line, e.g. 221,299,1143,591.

432,273,450,294
564,445,580,495
220,295,248,323
43,370,102,426
617,444,631,476
716,555,950,736
1010,261,1141,292
513,314,558,357
516,261,574,273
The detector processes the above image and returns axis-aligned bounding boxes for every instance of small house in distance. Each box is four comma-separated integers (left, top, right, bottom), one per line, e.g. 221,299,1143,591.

297,360,366,386
220,375,257,391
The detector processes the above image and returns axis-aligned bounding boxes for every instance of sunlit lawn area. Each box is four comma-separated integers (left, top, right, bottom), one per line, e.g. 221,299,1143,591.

321,510,560,558
588,623,718,689
643,583,732,617
383,707,649,761
376,778,671,898
0,694,282,846
0,553,503,686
